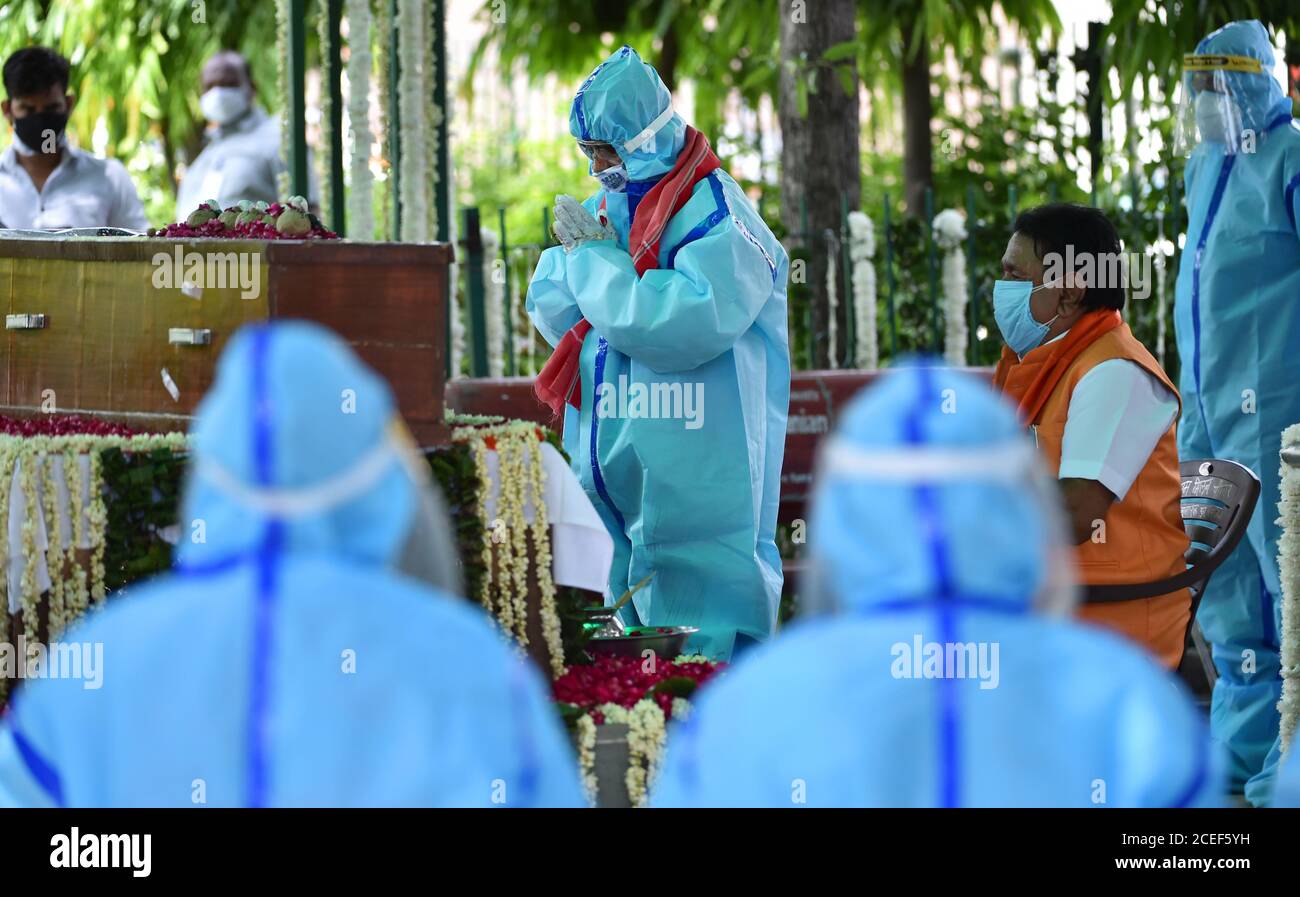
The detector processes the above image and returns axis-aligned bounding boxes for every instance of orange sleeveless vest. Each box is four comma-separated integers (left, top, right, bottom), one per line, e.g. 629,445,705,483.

994,315,1191,669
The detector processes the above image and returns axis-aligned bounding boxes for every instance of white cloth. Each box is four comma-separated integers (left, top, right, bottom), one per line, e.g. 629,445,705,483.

0,143,147,230
5,454,96,614
176,105,320,217
1056,358,1179,501
481,441,614,594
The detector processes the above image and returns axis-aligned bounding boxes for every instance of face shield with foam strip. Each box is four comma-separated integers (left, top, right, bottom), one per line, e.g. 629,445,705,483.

800,364,1079,620
1172,44,1286,156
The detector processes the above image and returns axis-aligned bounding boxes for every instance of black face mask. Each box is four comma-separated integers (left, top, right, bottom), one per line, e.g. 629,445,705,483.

12,110,68,153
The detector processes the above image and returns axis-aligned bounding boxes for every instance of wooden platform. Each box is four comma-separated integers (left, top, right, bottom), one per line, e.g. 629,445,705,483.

0,237,453,444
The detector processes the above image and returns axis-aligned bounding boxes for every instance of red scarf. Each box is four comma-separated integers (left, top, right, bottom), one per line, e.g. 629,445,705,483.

993,308,1123,424
534,126,721,417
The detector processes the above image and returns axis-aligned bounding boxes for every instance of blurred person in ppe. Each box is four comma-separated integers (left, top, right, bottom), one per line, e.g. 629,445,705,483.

0,322,584,808
652,364,1221,808
992,204,1190,670
1171,19,1300,805
176,50,319,218
525,46,789,661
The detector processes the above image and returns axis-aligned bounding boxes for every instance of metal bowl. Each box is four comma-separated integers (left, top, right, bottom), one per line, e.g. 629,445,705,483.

587,626,698,659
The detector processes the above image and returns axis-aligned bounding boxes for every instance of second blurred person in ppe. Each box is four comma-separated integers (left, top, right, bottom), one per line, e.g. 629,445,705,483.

653,364,1220,807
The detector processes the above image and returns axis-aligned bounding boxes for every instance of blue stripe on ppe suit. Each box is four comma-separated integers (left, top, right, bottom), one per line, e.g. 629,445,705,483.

526,46,790,660
651,364,1220,807
1172,19,1300,805
0,322,584,807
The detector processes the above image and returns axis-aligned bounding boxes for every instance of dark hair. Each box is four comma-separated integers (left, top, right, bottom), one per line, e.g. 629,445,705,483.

3,47,71,99
1012,203,1126,311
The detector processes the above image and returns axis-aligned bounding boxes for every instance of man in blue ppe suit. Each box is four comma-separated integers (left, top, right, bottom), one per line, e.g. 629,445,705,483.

526,46,790,661
0,322,584,807
652,364,1221,807
1172,19,1300,805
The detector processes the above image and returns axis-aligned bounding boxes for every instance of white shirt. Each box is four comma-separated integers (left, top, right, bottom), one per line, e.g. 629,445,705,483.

176,105,319,218
0,142,148,231
1030,332,1179,501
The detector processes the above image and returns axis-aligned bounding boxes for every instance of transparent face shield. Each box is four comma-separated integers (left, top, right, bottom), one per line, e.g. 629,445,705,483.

1172,53,1266,156
800,436,1079,618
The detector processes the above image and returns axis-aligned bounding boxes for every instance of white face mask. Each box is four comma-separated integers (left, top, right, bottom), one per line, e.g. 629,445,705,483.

594,163,628,193
200,86,251,125
1194,91,1239,144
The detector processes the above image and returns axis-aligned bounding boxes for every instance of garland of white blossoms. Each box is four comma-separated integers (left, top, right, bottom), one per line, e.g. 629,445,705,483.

274,0,292,197
317,0,335,228
0,433,189,695
453,421,565,678
482,227,505,377
574,688,695,807
933,209,970,368
1277,423,1300,752
847,211,878,370
825,229,839,369
345,0,376,240
397,0,430,241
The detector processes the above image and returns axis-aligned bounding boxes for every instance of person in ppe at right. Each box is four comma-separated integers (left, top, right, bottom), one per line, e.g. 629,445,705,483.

652,363,1221,808
1171,19,1300,806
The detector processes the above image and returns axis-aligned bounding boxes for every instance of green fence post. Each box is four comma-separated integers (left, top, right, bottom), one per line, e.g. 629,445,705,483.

286,0,309,198
966,185,977,367
326,0,345,235
925,186,938,352
542,206,551,247
1008,184,1018,222
800,195,811,369
463,207,489,377
499,206,514,376
388,0,401,240
884,193,897,358
1048,182,1059,205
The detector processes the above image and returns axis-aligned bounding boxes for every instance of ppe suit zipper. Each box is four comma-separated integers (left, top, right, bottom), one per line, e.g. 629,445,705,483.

589,336,627,531
1190,154,1237,457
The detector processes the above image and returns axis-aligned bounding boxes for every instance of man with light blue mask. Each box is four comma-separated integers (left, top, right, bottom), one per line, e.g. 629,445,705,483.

1171,19,1300,806
992,204,1191,672
652,364,1220,807
526,46,790,661
0,322,584,807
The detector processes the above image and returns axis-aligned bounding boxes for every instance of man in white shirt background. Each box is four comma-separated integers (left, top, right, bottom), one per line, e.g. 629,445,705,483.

175,50,318,219
0,46,147,231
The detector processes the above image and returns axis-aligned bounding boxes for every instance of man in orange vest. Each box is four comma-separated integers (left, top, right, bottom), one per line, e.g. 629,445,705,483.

991,203,1190,669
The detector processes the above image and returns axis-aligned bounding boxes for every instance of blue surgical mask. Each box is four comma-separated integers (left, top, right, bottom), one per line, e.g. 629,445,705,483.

594,163,628,193
993,279,1058,357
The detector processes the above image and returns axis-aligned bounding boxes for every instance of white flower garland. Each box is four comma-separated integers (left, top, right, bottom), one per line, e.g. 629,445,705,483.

933,209,969,368
453,422,564,676
1277,423,1300,753
482,227,504,378
578,698,669,808
0,432,190,663
345,0,376,241
317,0,335,228
274,0,292,198
397,0,429,242
847,211,878,370
825,229,838,370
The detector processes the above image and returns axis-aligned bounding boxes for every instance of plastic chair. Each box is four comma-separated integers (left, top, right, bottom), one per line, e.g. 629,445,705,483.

1083,459,1261,690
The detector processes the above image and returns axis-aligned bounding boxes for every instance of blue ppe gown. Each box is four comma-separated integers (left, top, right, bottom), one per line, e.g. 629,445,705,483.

526,46,790,661
1172,19,1300,805
652,364,1221,807
0,322,585,807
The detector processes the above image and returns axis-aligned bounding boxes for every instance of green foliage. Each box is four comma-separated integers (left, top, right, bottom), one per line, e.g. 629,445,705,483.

99,445,183,594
